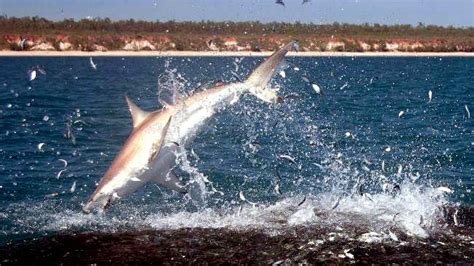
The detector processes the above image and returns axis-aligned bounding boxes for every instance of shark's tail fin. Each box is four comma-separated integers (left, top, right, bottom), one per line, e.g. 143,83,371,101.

245,41,298,103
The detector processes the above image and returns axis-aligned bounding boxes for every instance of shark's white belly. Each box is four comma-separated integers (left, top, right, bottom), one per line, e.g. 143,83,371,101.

100,124,167,196
168,84,244,145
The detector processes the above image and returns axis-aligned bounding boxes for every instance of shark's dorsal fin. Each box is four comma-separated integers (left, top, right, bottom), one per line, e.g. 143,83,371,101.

125,96,152,128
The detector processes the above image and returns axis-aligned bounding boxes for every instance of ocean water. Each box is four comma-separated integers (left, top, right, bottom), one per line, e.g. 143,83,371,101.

0,56,472,245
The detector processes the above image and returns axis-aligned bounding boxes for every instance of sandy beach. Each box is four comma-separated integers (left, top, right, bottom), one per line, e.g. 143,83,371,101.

0,50,473,57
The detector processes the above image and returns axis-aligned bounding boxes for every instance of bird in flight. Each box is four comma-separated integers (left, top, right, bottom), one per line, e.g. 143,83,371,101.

275,0,285,7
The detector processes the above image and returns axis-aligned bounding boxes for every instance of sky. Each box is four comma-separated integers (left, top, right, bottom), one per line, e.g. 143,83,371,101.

1,0,473,27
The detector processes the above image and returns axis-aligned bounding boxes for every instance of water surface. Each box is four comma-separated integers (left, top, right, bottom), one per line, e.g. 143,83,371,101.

0,56,472,244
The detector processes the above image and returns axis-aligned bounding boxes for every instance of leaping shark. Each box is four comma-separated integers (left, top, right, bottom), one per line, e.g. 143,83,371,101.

83,41,298,213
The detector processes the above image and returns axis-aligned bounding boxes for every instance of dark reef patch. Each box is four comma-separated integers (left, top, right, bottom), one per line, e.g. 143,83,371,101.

1,207,472,264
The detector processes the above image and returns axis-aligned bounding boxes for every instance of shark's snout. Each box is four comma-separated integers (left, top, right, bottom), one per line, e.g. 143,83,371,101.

82,193,113,214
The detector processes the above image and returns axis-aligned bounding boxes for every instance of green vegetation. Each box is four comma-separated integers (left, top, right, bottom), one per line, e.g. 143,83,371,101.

1,16,473,52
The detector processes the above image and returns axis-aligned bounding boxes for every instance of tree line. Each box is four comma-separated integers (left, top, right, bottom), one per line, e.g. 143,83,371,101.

1,16,472,38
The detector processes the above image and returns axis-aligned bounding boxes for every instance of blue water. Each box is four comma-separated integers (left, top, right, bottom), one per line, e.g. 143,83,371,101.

0,56,472,243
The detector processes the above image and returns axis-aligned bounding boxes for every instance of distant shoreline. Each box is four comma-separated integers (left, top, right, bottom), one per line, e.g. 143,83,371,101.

1,50,473,57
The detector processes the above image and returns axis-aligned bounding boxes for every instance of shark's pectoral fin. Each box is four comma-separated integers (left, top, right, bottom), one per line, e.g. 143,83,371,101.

148,116,173,165
153,171,187,193
125,96,153,128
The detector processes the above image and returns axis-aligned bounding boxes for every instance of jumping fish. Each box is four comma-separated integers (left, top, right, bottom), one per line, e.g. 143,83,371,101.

83,41,298,212
89,57,97,70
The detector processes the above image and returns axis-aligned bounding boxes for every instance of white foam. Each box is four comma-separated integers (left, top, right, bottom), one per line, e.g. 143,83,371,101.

1,182,450,241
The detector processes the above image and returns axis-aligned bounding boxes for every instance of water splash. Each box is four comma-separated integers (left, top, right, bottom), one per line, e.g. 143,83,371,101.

157,59,188,106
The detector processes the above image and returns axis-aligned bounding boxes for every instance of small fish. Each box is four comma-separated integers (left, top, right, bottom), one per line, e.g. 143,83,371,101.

274,182,282,195
170,141,180,147
28,70,37,81
273,260,285,265
362,193,373,202
239,191,256,206
56,169,66,178
331,196,342,210
37,143,45,152
70,181,77,193
28,66,46,81
344,250,354,259
392,184,401,196
453,209,459,226
384,146,391,152
112,192,120,200
388,230,399,241
392,212,400,222
278,154,296,164
344,132,351,138
58,159,68,168
398,110,405,118
381,160,385,171
89,57,97,70
297,196,306,206
465,105,471,119
312,83,322,95
36,66,47,75
64,121,76,145
274,170,282,195
45,192,59,198
397,164,403,174
275,0,285,6
428,90,433,102
436,186,453,193
302,76,310,83
279,70,286,78
284,93,300,100
239,191,247,201
237,205,243,216
73,119,87,125
293,66,300,71
340,82,349,90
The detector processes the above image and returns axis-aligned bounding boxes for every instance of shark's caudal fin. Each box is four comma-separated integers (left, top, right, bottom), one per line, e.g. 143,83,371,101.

245,41,298,103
